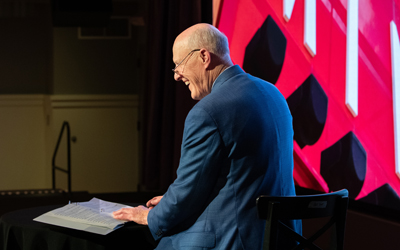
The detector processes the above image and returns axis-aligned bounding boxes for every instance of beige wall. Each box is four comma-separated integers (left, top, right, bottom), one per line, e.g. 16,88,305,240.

0,94,140,193
0,1,146,193
0,96,48,190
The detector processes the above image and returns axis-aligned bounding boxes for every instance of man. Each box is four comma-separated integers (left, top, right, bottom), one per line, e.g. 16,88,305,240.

113,23,301,249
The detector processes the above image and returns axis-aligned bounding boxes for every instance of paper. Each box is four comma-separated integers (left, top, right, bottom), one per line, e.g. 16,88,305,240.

78,197,130,215
33,198,132,235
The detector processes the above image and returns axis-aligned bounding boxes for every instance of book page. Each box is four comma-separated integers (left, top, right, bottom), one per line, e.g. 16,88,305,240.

78,197,131,215
33,198,134,235
48,204,122,229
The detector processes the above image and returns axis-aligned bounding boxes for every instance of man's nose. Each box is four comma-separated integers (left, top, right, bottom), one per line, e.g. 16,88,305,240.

174,72,182,81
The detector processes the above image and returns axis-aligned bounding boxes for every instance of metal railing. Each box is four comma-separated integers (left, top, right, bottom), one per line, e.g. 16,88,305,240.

52,121,71,194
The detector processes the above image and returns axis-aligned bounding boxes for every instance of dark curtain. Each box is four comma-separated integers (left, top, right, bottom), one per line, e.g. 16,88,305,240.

141,0,213,191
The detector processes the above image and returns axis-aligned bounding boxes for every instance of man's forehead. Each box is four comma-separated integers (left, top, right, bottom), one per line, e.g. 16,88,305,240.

172,42,186,62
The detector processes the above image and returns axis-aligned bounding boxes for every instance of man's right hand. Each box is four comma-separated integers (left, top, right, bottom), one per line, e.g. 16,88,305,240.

146,196,163,210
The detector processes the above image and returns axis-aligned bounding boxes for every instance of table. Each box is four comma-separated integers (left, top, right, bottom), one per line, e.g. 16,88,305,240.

0,205,157,250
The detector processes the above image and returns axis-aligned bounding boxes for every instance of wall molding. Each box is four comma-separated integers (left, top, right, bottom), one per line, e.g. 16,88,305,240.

0,95,46,107
0,94,139,108
50,95,139,108
0,95,139,107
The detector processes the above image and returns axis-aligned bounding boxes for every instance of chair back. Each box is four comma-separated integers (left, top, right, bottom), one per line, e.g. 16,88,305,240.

257,189,349,250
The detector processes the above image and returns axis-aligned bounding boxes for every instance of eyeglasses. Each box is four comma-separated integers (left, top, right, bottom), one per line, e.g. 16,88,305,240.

172,49,200,74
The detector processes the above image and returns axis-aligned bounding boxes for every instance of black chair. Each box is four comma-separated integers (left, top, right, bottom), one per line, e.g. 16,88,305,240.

256,189,349,250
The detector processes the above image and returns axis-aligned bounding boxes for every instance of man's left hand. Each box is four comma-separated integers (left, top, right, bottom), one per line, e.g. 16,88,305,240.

112,205,149,225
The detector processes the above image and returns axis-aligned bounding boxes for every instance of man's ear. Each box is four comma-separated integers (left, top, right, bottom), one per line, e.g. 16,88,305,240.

199,48,211,68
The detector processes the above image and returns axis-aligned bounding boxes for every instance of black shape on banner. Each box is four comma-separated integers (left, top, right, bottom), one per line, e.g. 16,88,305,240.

286,74,328,148
52,0,113,27
320,132,367,199
242,15,286,84
359,183,400,211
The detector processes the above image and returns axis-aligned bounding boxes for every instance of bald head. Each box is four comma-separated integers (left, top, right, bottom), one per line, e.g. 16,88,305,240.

174,23,231,64
172,24,233,100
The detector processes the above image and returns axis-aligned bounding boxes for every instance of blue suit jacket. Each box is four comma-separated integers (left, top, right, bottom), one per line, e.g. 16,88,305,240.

147,65,300,249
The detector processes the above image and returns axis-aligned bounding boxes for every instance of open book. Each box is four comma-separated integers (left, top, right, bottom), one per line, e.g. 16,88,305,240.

33,198,132,235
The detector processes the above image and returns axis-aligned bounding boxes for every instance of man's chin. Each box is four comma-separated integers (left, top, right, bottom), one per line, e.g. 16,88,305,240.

191,96,201,101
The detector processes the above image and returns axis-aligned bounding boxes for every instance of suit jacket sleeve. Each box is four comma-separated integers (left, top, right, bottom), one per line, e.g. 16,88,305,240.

147,105,226,240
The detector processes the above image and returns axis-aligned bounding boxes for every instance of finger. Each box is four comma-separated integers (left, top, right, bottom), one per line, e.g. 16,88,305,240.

148,196,162,207
113,212,123,219
113,208,125,215
113,210,130,221
113,208,129,218
114,214,128,221
112,210,121,216
146,198,156,207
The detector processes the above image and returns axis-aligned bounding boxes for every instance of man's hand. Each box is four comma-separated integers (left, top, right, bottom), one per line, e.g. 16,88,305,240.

112,205,149,225
112,196,163,225
146,196,163,210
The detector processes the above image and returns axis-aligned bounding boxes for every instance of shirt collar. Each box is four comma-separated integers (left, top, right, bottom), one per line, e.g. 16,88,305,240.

211,65,235,90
